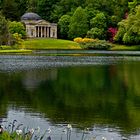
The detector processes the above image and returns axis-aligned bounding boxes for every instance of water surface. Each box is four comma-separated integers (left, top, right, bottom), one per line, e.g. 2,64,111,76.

1,51,140,139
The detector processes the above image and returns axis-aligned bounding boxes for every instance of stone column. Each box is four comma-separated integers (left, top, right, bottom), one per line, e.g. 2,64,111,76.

35,26,36,37
38,26,39,37
47,27,50,37
50,28,53,38
44,26,46,38
41,26,43,37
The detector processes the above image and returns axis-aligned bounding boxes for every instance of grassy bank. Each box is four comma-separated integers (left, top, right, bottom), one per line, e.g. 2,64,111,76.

0,49,32,53
0,46,32,54
110,44,140,51
1,39,140,53
23,38,81,50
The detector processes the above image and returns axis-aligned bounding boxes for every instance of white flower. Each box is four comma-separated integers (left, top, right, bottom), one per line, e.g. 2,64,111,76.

47,128,51,133
29,128,34,134
62,128,67,134
36,126,40,133
102,137,107,140
16,129,22,135
67,124,72,130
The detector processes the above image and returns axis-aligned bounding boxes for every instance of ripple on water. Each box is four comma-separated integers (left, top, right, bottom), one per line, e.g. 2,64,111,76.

0,55,140,72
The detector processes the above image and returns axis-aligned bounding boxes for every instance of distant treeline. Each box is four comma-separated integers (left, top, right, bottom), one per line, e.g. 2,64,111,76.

0,0,140,45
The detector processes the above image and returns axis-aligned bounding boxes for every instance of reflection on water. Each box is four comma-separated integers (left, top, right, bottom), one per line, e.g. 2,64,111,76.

1,55,140,139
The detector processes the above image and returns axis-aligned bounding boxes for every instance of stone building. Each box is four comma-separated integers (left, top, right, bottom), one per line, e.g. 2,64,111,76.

21,12,57,38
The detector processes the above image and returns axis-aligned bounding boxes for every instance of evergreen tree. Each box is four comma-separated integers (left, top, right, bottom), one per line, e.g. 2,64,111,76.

27,0,38,12
1,0,28,21
37,0,59,22
68,7,88,39
58,15,71,39
0,12,9,45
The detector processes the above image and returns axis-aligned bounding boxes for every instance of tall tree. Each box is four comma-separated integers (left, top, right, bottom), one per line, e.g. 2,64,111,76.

58,15,71,39
51,0,85,22
68,7,89,39
27,0,38,12
0,12,9,45
37,0,59,22
114,5,140,45
1,0,28,21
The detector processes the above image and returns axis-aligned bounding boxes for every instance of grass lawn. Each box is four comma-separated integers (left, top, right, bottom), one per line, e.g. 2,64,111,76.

0,49,32,53
23,38,81,50
1,39,140,53
0,46,32,53
110,44,140,51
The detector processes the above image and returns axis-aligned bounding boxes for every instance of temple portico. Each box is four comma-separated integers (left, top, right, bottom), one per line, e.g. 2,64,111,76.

21,12,57,38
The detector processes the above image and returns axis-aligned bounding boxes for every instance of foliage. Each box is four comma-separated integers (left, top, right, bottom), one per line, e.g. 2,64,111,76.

12,33,24,48
107,27,118,42
27,0,38,12
74,37,94,43
80,40,112,50
68,7,89,39
129,0,140,11
87,27,105,39
88,12,107,39
1,0,138,44
1,0,28,21
58,15,71,39
0,12,9,45
9,21,26,38
37,0,59,22
90,12,107,29
74,37,112,50
114,5,140,45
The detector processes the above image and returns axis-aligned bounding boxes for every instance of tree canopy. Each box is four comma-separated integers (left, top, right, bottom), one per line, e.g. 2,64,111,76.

0,0,140,45
114,5,140,45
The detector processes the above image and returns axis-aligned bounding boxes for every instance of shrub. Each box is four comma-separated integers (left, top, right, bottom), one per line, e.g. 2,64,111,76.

74,37,112,50
74,37,95,43
114,5,140,45
12,33,24,48
87,27,105,39
107,27,118,42
8,21,26,38
73,37,83,43
80,40,112,50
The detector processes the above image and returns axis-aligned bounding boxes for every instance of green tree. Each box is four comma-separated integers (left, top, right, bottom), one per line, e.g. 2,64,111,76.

8,21,26,38
0,12,9,45
68,7,89,39
27,0,38,12
51,0,85,22
58,15,71,39
90,12,107,29
87,28,105,39
114,5,140,45
1,0,28,21
37,0,59,22
88,12,107,39
129,0,140,10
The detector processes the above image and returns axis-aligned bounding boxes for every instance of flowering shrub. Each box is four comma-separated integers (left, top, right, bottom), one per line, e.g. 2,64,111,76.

107,27,118,42
74,37,95,43
73,37,83,43
82,38,95,43
74,37,112,50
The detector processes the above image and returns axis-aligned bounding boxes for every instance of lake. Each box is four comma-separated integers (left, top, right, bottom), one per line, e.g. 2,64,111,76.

1,50,140,140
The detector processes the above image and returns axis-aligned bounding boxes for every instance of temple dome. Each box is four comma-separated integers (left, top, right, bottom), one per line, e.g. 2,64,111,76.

21,12,42,21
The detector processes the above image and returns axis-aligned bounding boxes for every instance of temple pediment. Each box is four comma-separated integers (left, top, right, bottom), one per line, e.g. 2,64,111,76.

36,20,50,26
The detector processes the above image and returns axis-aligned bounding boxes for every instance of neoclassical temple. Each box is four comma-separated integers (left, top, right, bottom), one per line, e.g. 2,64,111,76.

21,12,57,38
